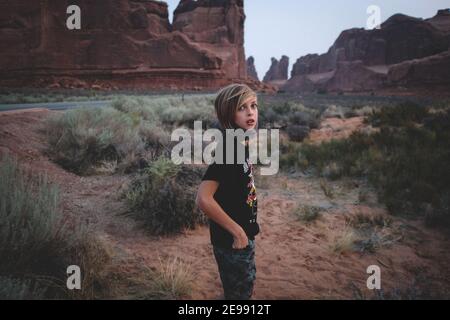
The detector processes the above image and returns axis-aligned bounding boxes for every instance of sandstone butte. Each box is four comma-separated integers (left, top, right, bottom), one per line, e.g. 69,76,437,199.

282,9,450,95
263,55,289,88
0,0,274,92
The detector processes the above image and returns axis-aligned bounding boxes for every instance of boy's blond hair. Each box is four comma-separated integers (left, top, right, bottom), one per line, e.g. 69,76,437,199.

214,83,256,129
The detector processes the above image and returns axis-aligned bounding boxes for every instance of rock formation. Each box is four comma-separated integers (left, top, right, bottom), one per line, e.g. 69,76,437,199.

0,0,270,91
283,9,450,94
246,56,259,80
263,55,289,87
427,9,450,35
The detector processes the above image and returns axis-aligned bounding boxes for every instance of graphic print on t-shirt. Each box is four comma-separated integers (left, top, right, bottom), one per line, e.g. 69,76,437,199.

244,159,257,211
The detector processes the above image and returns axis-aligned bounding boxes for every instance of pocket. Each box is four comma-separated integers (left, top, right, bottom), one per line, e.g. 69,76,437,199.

233,240,253,253
231,246,248,254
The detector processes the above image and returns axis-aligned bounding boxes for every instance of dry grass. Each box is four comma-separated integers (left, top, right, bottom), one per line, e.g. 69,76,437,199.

131,256,194,300
320,178,335,199
344,210,401,253
0,154,112,299
345,210,392,229
292,204,323,223
330,228,360,254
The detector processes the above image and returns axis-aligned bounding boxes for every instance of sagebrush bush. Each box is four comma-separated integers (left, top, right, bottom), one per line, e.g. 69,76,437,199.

258,100,320,129
322,105,346,119
367,101,429,127
111,94,216,129
126,157,208,235
45,107,145,175
1,155,67,276
45,94,217,175
0,276,46,300
0,154,111,299
282,104,450,226
111,96,158,122
139,121,172,162
286,125,310,142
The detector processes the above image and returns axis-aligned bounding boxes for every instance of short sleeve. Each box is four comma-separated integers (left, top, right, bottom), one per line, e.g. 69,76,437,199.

202,163,228,183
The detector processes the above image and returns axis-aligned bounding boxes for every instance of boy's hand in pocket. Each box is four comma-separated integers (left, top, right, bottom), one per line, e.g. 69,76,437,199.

232,227,249,249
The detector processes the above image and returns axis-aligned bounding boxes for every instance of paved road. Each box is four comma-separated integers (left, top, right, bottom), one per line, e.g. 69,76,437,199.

0,100,111,112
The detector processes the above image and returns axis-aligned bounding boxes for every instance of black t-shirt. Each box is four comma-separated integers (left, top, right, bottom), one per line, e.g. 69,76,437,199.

201,135,259,249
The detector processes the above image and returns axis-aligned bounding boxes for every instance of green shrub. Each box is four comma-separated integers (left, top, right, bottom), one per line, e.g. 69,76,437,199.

139,121,172,162
367,101,429,127
45,95,215,175
282,104,450,226
0,276,46,300
322,105,346,119
45,107,145,175
111,95,216,129
0,154,111,299
287,132,374,177
126,157,207,235
258,101,320,129
286,125,310,142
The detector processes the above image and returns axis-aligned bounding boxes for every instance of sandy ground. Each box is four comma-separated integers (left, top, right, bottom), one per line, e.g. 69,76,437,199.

1,109,449,300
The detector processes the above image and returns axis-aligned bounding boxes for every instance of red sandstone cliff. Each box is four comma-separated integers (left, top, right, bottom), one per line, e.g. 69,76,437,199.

283,9,450,94
0,0,260,91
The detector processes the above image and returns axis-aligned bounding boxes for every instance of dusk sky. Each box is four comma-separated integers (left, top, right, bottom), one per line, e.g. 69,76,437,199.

163,1,450,79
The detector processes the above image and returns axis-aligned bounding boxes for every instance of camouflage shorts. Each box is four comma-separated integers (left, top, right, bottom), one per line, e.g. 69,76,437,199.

213,240,256,300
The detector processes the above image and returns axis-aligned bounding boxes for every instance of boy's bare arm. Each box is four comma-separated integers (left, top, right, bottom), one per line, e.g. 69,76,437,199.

196,180,249,249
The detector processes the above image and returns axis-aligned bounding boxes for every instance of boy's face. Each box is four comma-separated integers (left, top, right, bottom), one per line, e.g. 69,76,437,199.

234,95,258,130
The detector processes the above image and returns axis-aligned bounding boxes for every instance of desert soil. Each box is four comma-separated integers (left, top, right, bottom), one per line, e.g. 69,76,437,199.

1,109,449,299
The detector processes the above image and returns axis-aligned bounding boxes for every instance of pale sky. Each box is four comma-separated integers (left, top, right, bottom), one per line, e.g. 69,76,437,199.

163,0,449,79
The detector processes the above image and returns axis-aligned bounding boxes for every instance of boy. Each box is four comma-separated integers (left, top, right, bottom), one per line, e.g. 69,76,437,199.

196,83,260,300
